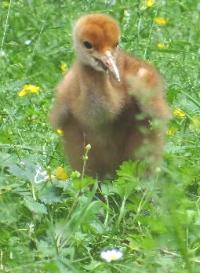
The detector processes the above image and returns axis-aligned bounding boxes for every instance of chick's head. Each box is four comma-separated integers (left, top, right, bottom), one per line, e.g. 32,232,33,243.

73,14,121,81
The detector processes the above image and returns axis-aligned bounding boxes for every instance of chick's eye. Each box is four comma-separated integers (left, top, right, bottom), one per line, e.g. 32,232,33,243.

83,41,93,49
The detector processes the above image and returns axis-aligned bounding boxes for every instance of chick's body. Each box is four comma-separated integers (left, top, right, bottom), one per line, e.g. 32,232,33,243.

51,14,170,178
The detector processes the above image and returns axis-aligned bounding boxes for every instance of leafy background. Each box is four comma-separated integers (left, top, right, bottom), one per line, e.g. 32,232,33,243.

0,0,200,272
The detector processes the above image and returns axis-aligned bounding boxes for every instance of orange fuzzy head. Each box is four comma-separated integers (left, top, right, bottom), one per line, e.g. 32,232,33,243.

73,14,121,81
74,14,120,52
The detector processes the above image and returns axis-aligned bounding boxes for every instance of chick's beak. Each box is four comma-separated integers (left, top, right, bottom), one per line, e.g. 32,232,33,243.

99,51,120,82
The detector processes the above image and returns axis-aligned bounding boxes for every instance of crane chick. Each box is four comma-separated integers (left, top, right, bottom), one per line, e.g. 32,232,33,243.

50,14,171,178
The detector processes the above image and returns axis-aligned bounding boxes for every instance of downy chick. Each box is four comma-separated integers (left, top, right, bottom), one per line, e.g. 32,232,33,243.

50,14,171,178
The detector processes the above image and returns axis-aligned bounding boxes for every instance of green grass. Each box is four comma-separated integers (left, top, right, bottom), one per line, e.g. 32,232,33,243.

0,0,200,272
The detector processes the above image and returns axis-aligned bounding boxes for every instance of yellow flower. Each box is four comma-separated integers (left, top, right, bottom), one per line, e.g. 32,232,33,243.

60,63,67,74
173,108,186,118
166,127,177,136
157,43,169,49
18,84,40,97
55,166,68,180
154,17,168,26
56,129,64,136
145,0,155,8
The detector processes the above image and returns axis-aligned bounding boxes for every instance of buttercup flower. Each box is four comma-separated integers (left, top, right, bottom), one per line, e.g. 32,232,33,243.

18,84,40,97
60,63,68,74
173,108,186,118
154,17,168,26
100,249,123,262
145,0,155,8
157,43,169,49
56,129,64,136
166,127,177,136
55,166,68,180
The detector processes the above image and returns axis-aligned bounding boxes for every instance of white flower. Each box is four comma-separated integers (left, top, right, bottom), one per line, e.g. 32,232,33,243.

100,249,123,262
24,39,32,45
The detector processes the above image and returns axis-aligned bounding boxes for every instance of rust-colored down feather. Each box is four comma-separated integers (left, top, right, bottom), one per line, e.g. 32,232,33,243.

50,14,171,178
